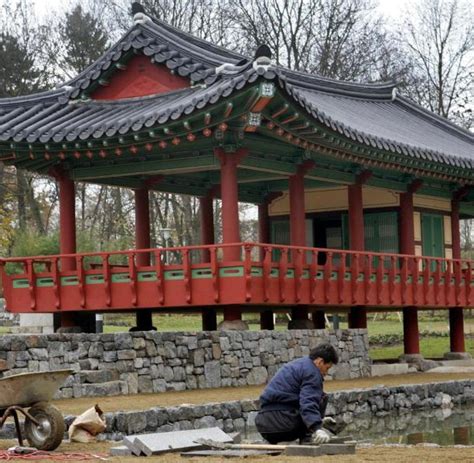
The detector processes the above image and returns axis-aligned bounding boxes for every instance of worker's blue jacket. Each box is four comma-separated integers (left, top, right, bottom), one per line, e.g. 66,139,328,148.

259,356,324,431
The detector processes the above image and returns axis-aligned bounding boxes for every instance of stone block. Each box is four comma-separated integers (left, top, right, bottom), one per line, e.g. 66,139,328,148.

118,350,137,360
319,443,356,455
110,446,133,456
204,361,221,387
80,380,125,397
285,445,322,457
133,427,233,456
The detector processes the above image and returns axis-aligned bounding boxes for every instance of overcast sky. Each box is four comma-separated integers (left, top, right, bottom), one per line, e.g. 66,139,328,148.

32,0,411,19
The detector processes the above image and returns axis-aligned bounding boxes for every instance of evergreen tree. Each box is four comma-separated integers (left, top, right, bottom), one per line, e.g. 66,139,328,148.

59,4,109,77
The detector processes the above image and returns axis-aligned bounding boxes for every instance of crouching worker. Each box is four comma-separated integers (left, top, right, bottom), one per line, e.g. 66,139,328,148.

255,343,338,445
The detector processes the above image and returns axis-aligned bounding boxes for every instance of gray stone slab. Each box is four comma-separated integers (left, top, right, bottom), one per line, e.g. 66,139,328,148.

123,435,144,456
134,427,233,456
181,449,280,457
110,446,133,456
285,445,322,457
320,443,356,455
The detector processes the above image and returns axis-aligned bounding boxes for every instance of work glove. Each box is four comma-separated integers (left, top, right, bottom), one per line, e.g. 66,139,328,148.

322,417,337,428
312,428,331,444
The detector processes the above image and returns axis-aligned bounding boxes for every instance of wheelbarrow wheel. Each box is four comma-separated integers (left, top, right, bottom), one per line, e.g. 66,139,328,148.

24,402,65,451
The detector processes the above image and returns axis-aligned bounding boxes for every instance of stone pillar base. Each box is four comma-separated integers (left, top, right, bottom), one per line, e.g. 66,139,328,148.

398,353,424,363
217,320,249,331
288,319,314,330
443,352,473,360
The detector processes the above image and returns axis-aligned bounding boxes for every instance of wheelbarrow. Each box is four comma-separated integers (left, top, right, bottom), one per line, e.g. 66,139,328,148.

0,369,73,451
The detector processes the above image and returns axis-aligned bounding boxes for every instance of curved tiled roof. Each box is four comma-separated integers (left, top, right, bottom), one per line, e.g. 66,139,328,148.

0,12,472,173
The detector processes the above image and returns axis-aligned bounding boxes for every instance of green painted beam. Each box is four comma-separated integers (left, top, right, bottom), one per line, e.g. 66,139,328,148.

240,156,298,175
71,155,219,180
306,167,354,184
459,202,474,218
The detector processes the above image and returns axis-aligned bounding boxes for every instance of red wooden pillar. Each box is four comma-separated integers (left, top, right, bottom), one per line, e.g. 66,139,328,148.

258,198,275,329
59,175,77,271
134,188,153,331
200,191,216,330
348,183,367,329
200,192,214,263
289,164,310,323
449,200,466,354
400,191,420,356
56,173,94,331
135,188,151,265
216,148,247,322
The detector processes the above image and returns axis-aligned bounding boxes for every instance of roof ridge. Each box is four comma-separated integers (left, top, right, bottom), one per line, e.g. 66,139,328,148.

142,15,245,63
0,87,68,107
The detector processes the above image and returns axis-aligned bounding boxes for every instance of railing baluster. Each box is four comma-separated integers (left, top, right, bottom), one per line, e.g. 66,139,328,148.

454,260,461,306
103,254,111,307
263,246,271,302
389,256,396,304
244,245,252,302
52,257,60,310
351,253,359,304
324,251,333,303
401,257,408,305
76,256,85,308
295,249,303,302
434,259,441,305
338,251,345,304
364,254,372,304
183,249,192,303
376,255,384,304
466,261,472,306
129,253,137,306
310,251,318,303
413,256,420,305
211,247,219,303
445,259,452,305
154,250,164,305
279,248,288,302
27,260,36,311
423,258,430,306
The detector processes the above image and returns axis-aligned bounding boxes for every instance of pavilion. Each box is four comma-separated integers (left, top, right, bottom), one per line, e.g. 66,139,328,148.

0,11,473,359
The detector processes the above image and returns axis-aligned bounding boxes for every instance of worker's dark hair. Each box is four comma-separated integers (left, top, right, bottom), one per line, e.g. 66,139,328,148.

309,343,339,364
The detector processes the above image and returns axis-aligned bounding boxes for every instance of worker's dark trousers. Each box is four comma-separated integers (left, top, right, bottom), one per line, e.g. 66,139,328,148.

255,409,312,444
255,395,328,444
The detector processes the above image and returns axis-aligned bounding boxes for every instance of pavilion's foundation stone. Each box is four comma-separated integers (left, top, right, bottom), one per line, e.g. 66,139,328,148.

0,329,370,399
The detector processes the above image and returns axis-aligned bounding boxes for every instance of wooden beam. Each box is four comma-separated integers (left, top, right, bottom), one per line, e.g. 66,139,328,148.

71,155,219,180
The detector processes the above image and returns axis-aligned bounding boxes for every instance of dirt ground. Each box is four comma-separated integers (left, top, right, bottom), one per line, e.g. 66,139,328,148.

2,440,474,462
3,372,474,461
54,372,474,415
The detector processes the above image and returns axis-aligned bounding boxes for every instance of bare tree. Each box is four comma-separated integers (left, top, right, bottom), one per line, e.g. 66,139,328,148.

400,0,474,129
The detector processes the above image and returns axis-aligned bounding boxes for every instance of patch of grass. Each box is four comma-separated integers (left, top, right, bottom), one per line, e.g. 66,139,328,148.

370,336,474,360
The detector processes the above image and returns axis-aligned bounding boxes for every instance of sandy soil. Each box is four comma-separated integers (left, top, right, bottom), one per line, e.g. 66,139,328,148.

2,440,474,462
54,372,474,415
3,373,474,461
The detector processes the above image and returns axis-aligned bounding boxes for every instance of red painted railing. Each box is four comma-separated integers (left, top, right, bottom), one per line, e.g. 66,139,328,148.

0,243,472,313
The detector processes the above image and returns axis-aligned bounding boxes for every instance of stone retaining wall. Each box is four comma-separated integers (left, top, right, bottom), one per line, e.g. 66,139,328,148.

90,379,474,440
0,329,370,398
